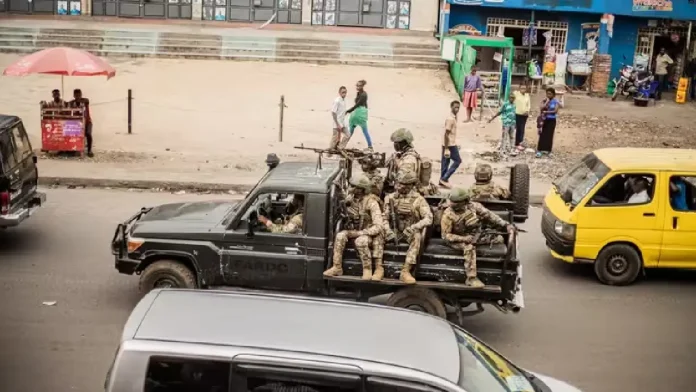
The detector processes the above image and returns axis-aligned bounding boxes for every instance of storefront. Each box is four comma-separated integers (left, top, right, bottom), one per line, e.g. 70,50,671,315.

3,0,81,14
310,0,413,29
443,0,696,80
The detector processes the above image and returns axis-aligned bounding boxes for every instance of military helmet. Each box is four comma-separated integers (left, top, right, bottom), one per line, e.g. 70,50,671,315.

350,174,372,190
358,153,379,167
474,163,493,182
390,128,414,144
396,171,419,185
448,187,471,203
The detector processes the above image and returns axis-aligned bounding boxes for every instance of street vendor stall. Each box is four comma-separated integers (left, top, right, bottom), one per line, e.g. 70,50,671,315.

3,47,115,155
441,35,514,113
40,106,86,156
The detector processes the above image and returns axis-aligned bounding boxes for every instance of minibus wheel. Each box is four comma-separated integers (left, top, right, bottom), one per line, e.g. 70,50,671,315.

594,244,642,286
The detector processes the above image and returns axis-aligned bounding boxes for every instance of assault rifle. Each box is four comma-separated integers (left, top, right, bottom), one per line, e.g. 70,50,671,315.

294,145,386,186
387,197,400,247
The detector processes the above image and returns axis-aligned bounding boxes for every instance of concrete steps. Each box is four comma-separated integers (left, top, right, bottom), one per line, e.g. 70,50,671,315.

0,26,446,69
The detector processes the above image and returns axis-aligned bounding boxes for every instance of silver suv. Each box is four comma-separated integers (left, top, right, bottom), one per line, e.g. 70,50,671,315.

105,289,581,392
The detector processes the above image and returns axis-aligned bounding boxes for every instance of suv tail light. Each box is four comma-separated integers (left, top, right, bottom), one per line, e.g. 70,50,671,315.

0,191,8,215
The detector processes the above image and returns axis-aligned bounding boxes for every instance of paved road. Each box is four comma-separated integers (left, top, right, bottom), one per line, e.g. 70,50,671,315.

1,188,695,392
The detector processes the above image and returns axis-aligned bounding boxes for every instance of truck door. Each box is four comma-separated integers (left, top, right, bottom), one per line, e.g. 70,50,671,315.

659,173,696,268
221,192,307,291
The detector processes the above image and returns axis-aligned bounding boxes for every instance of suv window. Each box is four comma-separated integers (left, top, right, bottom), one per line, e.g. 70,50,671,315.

144,357,231,392
669,176,696,212
238,192,306,235
0,131,18,172
589,173,656,206
10,125,32,162
235,363,361,392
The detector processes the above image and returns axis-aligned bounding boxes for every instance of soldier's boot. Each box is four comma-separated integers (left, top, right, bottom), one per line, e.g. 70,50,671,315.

465,277,485,288
371,258,384,281
361,259,373,280
400,264,416,284
323,252,343,277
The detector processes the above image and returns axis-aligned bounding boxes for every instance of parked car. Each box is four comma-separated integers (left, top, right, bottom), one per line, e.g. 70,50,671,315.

0,115,46,228
542,147,696,285
105,289,582,392
112,158,528,322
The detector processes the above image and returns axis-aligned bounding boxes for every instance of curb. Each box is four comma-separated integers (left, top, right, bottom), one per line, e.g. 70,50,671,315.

39,176,546,205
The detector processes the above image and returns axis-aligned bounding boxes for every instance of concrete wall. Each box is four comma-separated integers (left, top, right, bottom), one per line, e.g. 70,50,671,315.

410,0,440,32
450,0,696,20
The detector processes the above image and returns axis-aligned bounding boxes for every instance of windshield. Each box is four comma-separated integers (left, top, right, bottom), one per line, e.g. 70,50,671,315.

455,328,535,392
553,153,610,206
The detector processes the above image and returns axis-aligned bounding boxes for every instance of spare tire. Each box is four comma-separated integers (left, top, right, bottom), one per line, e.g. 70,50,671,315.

510,163,530,221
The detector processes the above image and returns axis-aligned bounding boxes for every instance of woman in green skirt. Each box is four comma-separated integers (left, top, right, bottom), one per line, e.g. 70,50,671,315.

346,79,372,149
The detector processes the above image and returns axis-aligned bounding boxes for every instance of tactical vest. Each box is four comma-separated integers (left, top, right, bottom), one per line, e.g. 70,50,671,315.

452,206,480,234
389,148,432,189
391,192,422,231
471,183,495,200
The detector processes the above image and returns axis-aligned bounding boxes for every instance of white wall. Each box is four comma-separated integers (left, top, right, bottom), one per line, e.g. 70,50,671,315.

409,0,439,33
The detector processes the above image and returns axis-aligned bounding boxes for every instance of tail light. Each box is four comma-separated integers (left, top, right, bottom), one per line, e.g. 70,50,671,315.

0,192,8,215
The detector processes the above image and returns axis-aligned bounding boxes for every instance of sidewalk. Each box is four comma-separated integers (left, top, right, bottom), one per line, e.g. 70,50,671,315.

39,158,551,203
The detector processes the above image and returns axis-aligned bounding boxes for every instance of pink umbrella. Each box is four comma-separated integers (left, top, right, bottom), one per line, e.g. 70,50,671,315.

3,47,116,94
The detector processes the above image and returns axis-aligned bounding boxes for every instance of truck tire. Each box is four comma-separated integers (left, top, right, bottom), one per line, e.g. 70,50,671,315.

594,244,642,286
510,163,530,219
139,259,197,294
386,287,446,319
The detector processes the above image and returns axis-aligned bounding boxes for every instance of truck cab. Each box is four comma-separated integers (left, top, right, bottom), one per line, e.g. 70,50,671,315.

112,160,525,321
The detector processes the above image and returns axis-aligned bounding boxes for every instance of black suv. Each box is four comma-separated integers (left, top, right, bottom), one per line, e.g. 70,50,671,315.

0,115,46,228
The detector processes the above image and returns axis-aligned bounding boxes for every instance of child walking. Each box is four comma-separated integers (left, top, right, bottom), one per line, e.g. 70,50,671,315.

488,94,517,158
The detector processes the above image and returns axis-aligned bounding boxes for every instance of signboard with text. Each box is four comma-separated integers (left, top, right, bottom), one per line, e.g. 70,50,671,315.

633,0,673,12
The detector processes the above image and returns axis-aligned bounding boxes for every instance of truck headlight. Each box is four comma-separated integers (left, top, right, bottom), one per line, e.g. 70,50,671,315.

554,220,576,240
127,237,145,253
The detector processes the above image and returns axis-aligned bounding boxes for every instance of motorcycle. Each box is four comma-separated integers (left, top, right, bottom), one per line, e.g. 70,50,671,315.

611,62,636,101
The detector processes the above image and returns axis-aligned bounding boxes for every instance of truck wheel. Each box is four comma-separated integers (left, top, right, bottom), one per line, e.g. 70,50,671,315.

386,287,446,319
510,163,530,219
594,244,642,286
139,260,197,294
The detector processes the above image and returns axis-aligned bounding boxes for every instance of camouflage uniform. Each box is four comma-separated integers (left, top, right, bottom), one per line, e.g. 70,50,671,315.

266,213,303,234
386,128,439,196
383,172,433,284
324,175,385,280
469,163,511,200
440,188,511,288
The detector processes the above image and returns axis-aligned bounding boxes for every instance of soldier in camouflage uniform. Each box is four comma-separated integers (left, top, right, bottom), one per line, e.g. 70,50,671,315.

469,163,511,201
358,153,385,197
383,171,433,284
258,194,304,234
385,128,439,196
324,175,385,280
440,188,514,288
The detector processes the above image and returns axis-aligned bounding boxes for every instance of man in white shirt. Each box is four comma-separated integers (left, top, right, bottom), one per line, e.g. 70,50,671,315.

329,86,350,150
627,178,650,204
654,48,674,100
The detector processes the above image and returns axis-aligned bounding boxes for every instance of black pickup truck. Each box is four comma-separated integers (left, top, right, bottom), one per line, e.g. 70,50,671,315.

112,159,527,321
0,115,46,229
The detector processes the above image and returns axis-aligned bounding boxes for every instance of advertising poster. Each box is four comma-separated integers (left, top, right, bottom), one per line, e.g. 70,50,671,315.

633,0,673,12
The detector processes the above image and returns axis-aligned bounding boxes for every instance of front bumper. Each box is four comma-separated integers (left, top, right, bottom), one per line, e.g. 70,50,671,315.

0,192,47,227
111,207,151,275
541,209,575,257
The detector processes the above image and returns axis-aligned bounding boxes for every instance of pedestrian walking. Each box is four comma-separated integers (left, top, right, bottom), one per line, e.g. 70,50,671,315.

462,67,483,122
439,100,461,189
513,84,531,151
70,88,94,158
488,94,517,158
536,88,560,158
329,86,350,150
346,80,372,149
654,48,673,100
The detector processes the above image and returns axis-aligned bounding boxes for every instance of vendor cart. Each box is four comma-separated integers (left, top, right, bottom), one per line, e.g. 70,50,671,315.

40,106,86,156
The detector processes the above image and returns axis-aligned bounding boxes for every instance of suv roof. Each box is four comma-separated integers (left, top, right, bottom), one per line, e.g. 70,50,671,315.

124,289,460,383
0,114,20,131
260,161,341,194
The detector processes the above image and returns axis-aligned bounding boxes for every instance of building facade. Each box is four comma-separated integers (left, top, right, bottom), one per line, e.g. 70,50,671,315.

0,0,438,31
440,0,696,78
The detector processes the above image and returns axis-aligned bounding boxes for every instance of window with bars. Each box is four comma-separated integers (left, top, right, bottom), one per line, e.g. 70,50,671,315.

486,17,568,53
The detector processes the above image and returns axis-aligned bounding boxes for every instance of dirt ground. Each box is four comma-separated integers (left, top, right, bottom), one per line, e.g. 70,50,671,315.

0,54,491,174
2,52,696,182
471,91,696,180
